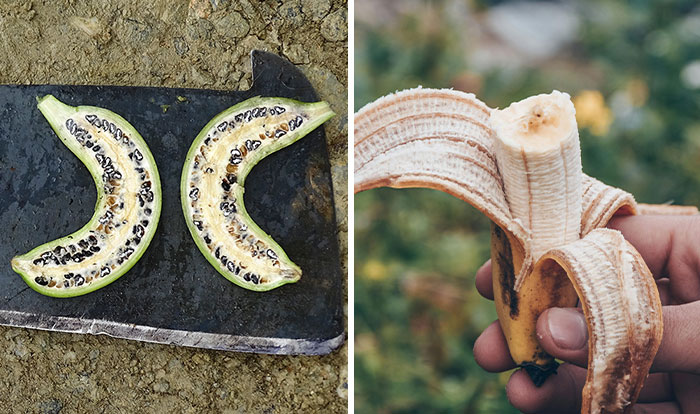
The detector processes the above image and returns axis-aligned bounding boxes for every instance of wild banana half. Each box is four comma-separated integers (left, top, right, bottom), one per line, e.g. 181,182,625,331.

354,87,698,414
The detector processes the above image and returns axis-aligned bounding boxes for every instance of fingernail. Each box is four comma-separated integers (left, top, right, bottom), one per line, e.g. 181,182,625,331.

547,308,588,350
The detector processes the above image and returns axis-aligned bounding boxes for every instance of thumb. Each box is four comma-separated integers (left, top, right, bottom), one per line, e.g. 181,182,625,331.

535,307,589,367
536,302,700,374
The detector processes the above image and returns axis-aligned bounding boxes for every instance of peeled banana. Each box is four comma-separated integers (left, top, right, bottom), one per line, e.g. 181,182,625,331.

354,87,697,413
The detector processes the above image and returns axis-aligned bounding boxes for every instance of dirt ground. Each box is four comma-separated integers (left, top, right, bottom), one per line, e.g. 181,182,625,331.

0,0,348,413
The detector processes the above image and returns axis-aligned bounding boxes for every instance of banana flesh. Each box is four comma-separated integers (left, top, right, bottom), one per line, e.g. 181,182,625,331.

491,91,582,281
354,87,698,413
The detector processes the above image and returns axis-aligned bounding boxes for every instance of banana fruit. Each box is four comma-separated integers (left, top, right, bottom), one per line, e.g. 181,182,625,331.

354,87,697,413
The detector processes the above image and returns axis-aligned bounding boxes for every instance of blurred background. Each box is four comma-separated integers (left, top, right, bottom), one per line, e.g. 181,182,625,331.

354,0,700,412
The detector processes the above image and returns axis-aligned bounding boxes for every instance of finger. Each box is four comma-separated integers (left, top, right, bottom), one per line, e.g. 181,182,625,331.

656,278,672,305
637,373,674,403
505,364,585,414
475,260,493,300
607,215,675,277
507,366,676,413
653,301,700,373
629,401,681,414
672,372,700,412
536,308,589,368
538,303,700,375
473,320,516,372
608,215,700,302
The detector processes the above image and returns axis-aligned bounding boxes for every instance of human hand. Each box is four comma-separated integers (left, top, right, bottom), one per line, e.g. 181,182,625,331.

472,215,700,413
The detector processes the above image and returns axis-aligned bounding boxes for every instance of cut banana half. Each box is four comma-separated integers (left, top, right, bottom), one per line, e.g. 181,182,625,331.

355,87,697,413
181,96,334,291
11,95,161,297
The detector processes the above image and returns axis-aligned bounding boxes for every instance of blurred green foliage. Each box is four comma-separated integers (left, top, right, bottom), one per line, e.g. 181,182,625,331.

355,0,700,413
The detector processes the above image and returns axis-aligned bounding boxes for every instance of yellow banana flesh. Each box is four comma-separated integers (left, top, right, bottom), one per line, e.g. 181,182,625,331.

354,87,698,413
